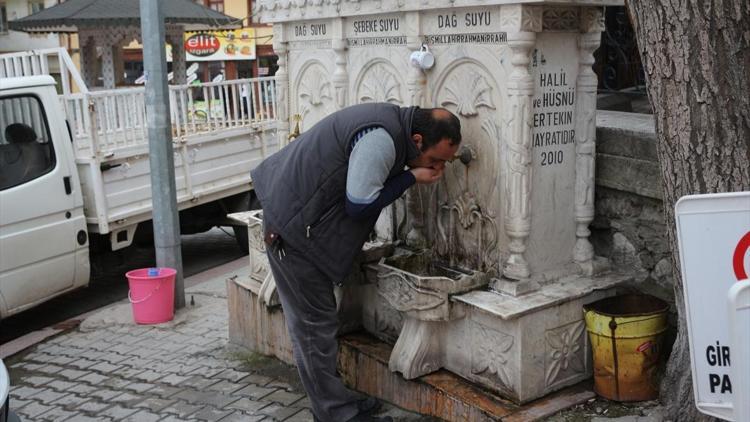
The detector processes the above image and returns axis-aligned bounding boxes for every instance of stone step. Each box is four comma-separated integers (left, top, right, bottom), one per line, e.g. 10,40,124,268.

338,333,596,422
596,110,661,200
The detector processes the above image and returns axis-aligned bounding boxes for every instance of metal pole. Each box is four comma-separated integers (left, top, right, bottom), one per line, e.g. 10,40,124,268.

140,0,185,309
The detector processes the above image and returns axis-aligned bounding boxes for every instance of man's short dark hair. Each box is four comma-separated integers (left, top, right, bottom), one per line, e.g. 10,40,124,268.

411,108,462,151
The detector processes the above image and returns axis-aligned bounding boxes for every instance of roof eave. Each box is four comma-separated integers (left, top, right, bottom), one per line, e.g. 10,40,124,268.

9,19,239,34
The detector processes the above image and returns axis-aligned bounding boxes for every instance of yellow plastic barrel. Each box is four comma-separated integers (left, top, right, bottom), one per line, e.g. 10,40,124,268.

583,294,669,401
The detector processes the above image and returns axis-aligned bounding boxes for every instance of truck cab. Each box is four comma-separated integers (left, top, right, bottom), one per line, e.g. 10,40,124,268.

0,75,89,319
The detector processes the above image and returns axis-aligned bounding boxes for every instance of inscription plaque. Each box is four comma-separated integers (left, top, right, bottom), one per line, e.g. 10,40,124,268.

422,7,507,44
346,14,407,47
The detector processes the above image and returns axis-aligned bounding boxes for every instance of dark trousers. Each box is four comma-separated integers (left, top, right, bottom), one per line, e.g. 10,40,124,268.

266,243,360,422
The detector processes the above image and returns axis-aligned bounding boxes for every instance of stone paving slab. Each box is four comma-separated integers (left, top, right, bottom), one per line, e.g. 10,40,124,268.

4,259,426,422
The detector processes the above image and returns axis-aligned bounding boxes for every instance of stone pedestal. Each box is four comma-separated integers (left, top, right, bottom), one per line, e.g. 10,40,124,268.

376,251,488,379
227,211,291,362
364,249,627,403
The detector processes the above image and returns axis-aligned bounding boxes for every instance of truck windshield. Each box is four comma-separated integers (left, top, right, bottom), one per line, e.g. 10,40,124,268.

0,95,56,190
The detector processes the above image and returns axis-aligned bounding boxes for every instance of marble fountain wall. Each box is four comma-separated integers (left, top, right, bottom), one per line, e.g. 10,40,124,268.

234,0,630,404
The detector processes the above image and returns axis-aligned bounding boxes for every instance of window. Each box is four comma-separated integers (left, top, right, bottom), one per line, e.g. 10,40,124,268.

0,3,8,34
207,0,224,12
0,95,56,190
29,0,44,15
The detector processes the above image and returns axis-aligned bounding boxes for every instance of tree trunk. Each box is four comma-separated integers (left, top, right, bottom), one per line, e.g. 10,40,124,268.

625,0,750,420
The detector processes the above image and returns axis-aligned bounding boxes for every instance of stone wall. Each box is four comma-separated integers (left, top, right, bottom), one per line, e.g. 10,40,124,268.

592,110,674,303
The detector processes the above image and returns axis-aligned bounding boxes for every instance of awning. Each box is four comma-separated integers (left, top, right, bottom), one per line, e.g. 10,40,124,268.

9,0,240,33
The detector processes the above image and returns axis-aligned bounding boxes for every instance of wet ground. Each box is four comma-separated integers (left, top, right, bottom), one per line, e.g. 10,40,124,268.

547,396,664,421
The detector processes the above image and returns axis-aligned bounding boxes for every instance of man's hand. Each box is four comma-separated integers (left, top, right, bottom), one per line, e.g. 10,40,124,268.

410,167,444,184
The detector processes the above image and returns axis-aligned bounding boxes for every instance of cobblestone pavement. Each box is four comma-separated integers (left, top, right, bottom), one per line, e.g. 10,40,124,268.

4,261,423,422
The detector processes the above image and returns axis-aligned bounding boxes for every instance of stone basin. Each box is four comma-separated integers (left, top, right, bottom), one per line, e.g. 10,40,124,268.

377,250,488,322
375,249,488,379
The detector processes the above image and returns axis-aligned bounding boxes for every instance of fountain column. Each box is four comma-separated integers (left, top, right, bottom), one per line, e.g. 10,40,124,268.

494,5,541,295
332,18,349,110
273,24,290,148
573,9,604,275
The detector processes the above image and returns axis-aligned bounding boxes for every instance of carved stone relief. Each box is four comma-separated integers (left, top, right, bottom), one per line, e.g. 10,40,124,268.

377,270,445,314
542,8,580,31
248,219,268,281
389,318,442,379
437,191,498,274
440,70,496,117
500,5,542,32
471,321,514,390
544,320,586,387
432,57,504,275
296,60,335,130
374,297,404,343
355,61,404,105
579,7,605,33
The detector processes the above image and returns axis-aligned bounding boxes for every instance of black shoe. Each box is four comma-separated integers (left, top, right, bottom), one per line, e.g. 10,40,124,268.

314,412,392,422
312,398,386,422
346,414,393,422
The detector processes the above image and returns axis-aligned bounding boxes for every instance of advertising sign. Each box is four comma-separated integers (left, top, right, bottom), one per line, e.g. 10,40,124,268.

167,28,256,62
675,192,750,421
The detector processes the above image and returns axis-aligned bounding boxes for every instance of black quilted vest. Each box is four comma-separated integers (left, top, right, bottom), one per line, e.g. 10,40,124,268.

251,103,419,282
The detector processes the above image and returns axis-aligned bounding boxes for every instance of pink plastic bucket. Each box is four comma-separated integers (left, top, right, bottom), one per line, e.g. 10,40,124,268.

126,267,176,324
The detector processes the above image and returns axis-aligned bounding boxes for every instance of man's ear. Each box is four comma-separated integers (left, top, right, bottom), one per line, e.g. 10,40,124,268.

412,134,422,150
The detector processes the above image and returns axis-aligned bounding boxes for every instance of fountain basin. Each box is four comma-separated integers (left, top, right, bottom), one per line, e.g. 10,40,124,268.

373,250,489,379
376,250,488,322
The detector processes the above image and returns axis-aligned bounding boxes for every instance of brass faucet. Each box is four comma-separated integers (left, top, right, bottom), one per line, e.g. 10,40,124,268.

450,145,474,165
288,114,301,141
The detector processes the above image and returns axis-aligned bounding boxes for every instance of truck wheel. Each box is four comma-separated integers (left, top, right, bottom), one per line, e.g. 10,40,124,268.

88,233,111,253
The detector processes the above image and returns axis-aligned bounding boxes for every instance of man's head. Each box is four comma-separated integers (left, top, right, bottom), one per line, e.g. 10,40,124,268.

408,108,461,170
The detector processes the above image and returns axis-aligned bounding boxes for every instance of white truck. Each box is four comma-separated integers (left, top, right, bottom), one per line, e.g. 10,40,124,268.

0,49,279,319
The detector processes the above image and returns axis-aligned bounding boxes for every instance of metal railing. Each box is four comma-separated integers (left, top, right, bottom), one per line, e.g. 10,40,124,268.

0,47,87,95
1,49,279,156
64,77,278,157
169,77,277,139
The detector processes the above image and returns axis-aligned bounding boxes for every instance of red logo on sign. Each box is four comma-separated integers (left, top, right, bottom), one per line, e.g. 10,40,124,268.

733,231,750,281
185,34,220,57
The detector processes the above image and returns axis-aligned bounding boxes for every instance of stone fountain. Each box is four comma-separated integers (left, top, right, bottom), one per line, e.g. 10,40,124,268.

229,0,629,412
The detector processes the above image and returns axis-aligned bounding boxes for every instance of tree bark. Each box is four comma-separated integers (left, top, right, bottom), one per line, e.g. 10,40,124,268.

626,0,750,420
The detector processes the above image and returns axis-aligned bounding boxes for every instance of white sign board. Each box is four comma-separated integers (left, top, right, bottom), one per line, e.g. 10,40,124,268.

727,280,750,422
676,192,750,421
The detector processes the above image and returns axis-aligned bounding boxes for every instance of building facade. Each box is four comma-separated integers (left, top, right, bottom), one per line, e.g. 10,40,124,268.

1,0,275,88
122,0,276,85
0,0,62,53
